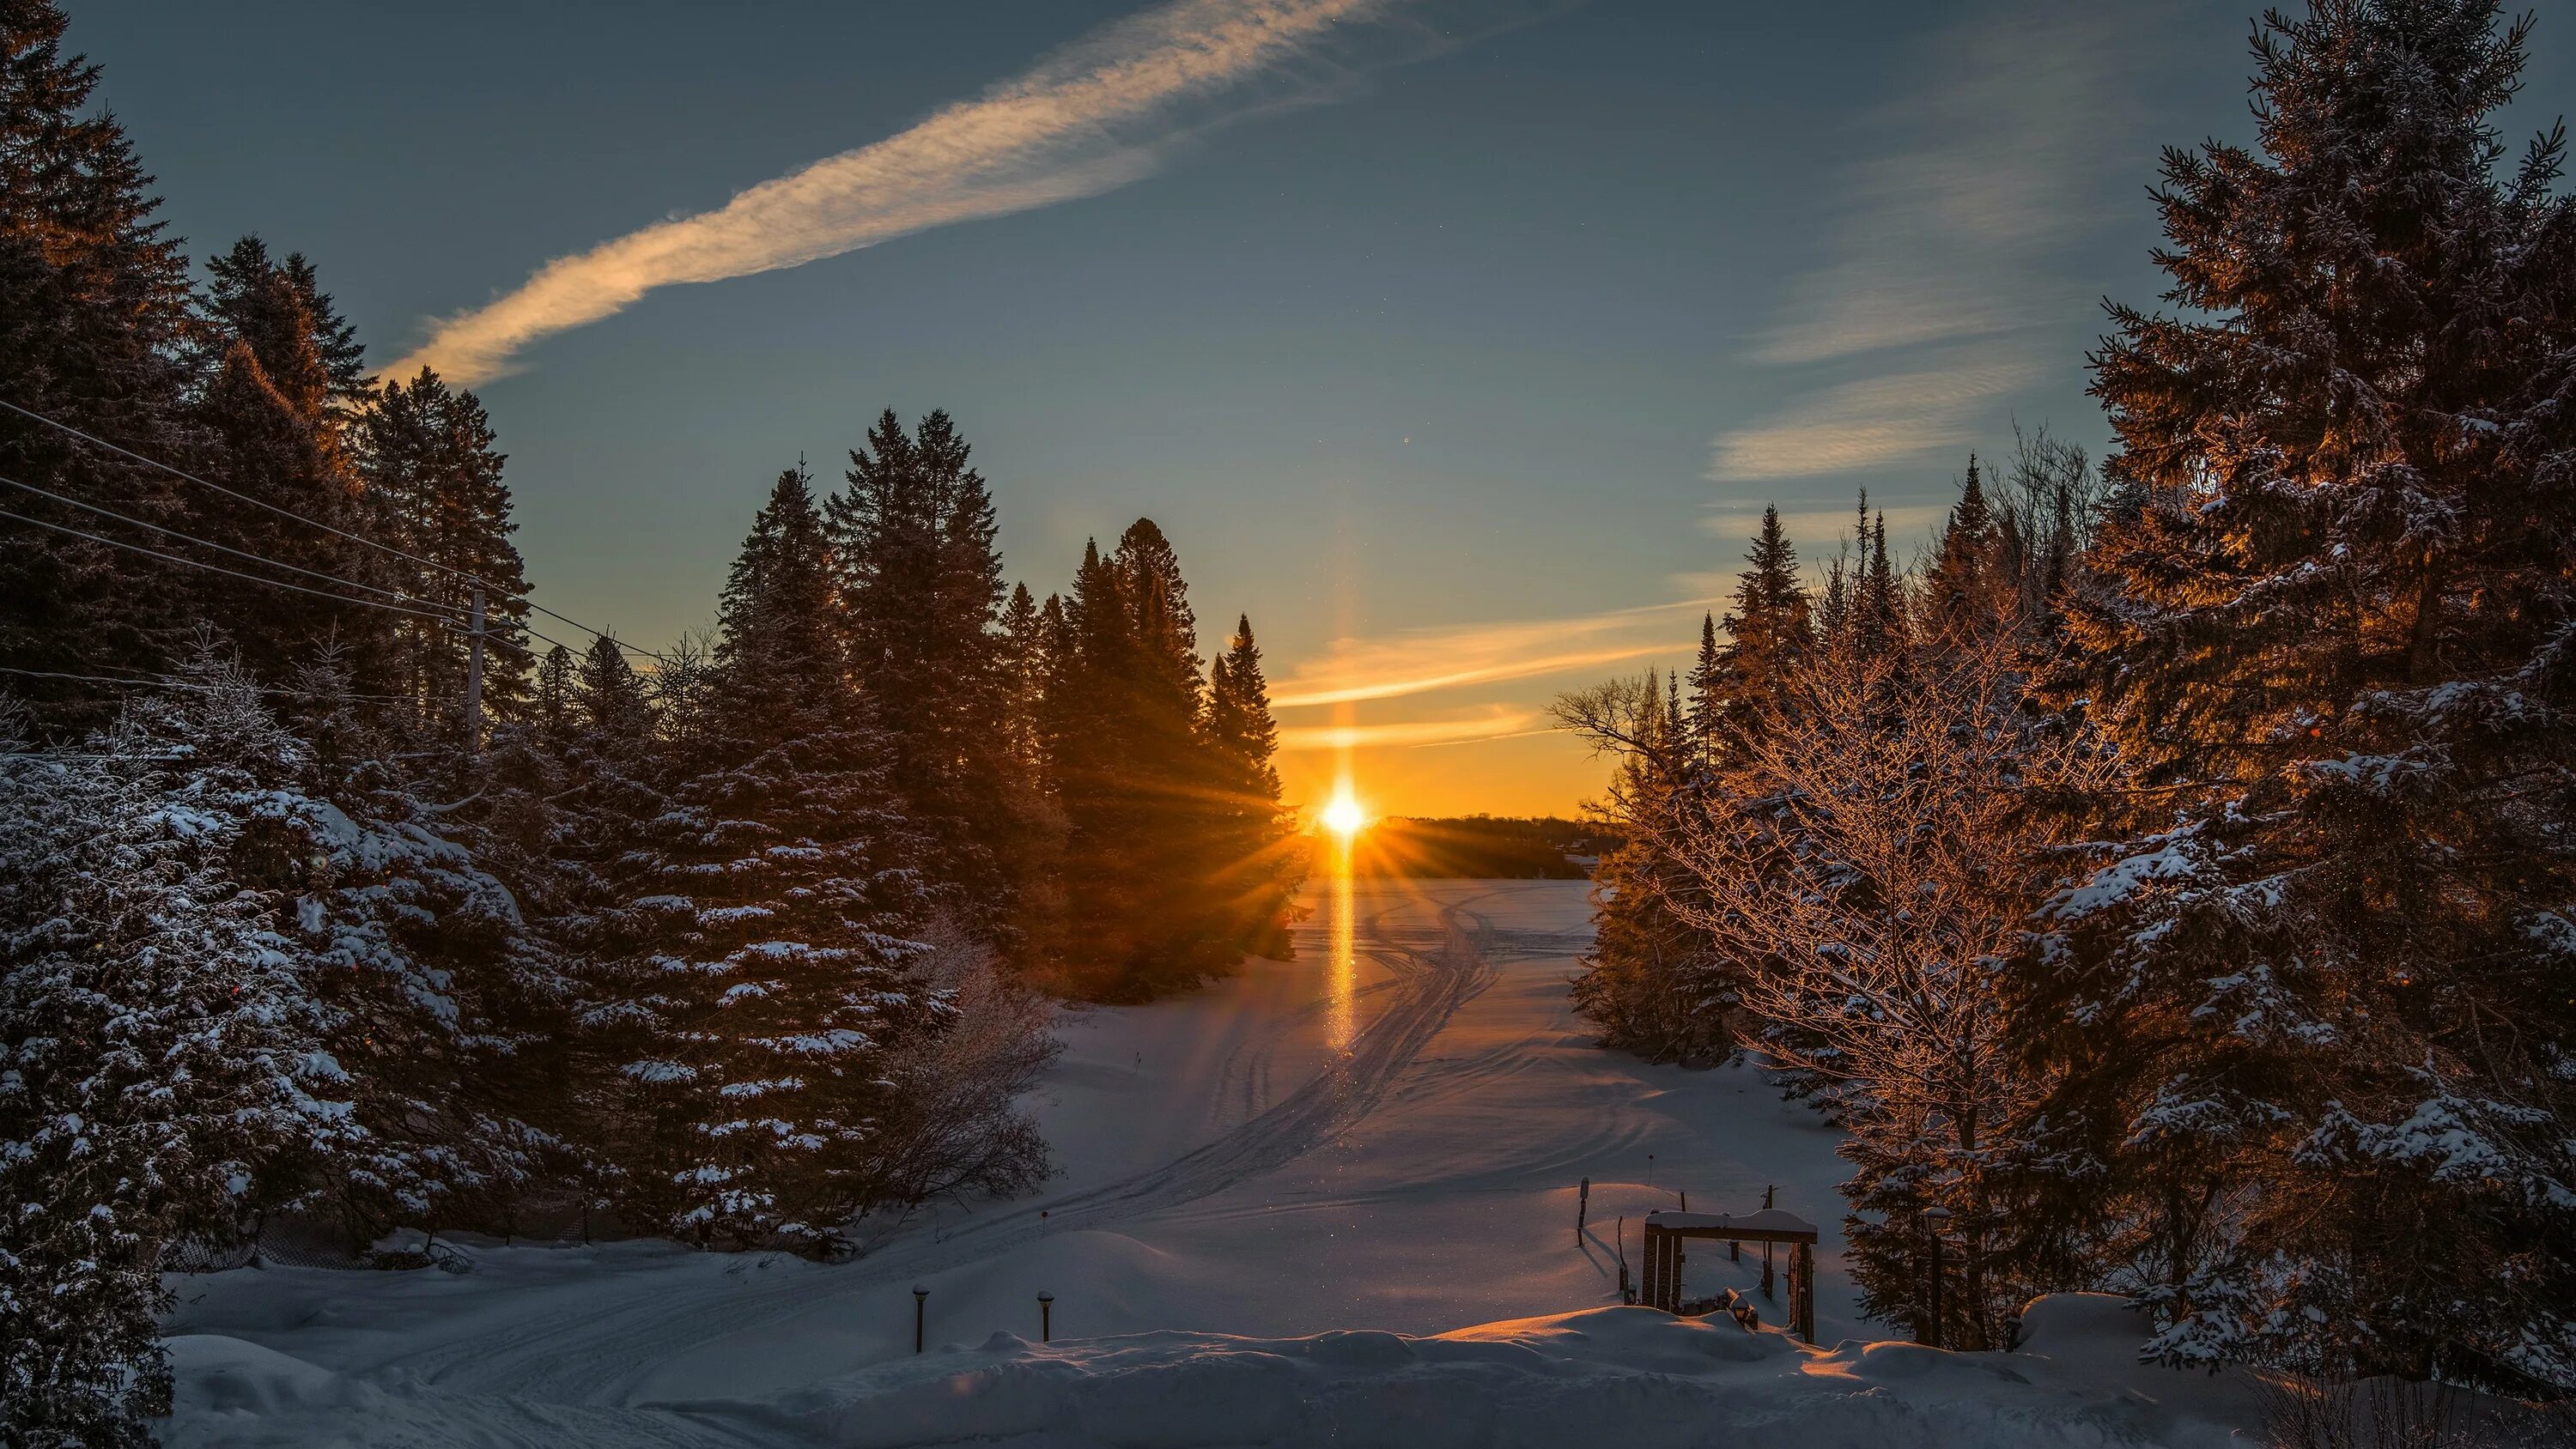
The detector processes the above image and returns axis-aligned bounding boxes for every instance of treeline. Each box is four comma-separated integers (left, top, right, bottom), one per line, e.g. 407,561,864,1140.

1345,815,1601,879
0,5,1294,1443
1566,0,2574,1400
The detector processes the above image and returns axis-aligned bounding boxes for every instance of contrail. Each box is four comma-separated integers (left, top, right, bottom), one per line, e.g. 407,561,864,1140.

391,0,1398,385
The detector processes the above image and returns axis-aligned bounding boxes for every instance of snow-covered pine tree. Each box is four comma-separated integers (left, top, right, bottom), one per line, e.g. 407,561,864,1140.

0,0,198,728
605,467,934,1246
2045,0,2576,1391
1556,668,1723,1063
0,672,354,1446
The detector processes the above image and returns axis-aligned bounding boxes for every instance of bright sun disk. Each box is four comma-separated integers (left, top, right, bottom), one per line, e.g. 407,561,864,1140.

1321,789,1366,839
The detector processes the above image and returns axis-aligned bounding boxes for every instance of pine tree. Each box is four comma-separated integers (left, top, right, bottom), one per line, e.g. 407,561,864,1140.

1203,615,1297,957
1715,505,1812,732
360,367,532,731
602,469,933,1244
0,673,352,1446
995,581,1048,778
1686,613,1722,763
188,324,387,693
1855,508,1901,658
1039,523,1253,997
203,236,370,412
185,241,404,709
829,410,1015,922
2043,0,2576,1391
1922,456,2002,637
1556,670,1726,1063
534,642,575,742
0,0,197,726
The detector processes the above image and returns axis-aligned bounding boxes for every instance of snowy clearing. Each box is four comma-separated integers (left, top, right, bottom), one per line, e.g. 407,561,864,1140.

161,881,2264,1446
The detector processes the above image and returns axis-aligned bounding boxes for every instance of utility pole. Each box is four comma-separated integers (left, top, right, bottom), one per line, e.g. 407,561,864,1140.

464,585,486,751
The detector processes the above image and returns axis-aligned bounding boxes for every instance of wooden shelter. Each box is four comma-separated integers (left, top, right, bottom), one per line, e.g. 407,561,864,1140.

1639,1209,1819,1343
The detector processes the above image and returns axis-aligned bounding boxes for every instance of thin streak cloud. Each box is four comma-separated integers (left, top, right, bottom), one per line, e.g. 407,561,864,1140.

1276,706,1546,752
1707,353,2043,482
392,0,1412,385
1272,598,1708,709
1706,1,2169,485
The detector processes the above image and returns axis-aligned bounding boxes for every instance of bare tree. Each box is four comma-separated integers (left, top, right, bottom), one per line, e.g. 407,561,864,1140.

1659,627,2111,1348
853,919,1060,1243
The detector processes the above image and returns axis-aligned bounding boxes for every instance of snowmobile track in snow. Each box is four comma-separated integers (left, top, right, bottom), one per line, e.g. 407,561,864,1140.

404,888,1511,1408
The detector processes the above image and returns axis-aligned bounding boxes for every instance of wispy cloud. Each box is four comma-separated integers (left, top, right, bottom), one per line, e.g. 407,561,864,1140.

1707,350,2044,482
1276,704,1548,752
1270,597,1710,709
1708,2,2163,484
391,0,1424,385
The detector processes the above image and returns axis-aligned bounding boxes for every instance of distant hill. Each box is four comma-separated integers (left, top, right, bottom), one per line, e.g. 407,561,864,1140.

1334,815,1610,880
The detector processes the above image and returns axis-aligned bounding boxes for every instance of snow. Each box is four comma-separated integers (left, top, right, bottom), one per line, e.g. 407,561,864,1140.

1641,1209,1818,1236
158,881,2269,1447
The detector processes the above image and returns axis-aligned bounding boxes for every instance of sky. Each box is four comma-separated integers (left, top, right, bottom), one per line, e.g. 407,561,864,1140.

75,0,2576,818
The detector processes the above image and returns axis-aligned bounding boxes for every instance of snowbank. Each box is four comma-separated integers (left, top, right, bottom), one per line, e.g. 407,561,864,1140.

167,1296,2265,1449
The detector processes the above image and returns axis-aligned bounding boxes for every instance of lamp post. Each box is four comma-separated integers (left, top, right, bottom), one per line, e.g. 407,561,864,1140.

1038,1290,1054,1343
912,1284,929,1355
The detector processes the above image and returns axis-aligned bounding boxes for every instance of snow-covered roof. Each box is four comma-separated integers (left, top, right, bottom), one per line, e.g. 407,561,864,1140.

1643,1209,1819,1239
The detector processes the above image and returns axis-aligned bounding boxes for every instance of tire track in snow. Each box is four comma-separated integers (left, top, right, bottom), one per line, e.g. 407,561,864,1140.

422,888,1508,1406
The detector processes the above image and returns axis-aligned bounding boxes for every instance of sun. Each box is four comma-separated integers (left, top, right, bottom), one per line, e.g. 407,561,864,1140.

1321,787,1367,840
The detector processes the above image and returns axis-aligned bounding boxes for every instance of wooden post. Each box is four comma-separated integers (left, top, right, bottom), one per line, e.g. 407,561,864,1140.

1577,1177,1589,1236
1762,1183,1776,1300
1795,1242,1816,1343
463,585,485,750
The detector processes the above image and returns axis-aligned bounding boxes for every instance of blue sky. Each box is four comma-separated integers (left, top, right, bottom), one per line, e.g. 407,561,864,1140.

76,0,2576,814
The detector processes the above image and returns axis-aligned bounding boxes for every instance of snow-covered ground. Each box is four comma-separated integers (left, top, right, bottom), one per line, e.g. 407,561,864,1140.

161,880,2266,1446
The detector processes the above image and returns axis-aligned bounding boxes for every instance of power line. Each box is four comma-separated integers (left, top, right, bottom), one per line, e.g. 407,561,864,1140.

0,664,411,704
0,506,462,623
3,474,604,666
0,473,466,614
0,397,669,663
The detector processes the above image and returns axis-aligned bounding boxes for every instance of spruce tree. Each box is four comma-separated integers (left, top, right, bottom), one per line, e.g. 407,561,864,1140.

188,327,387,693
1716,504,1812,727
1041,522,1250,997
1922,456,2001,637
2044,0,2576,1391
203,236,371,411
359,367,532,731
0,672,352,1446
1686,612,1722,765
829,409,1014,921
1203,615,1297,957
0,0,197,725
1558,669,1724,1063
604,468,932,1243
